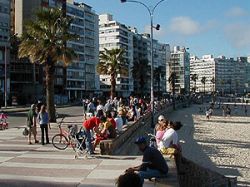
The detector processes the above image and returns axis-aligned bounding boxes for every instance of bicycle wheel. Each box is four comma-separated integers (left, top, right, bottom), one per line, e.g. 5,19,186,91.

52,134,69,150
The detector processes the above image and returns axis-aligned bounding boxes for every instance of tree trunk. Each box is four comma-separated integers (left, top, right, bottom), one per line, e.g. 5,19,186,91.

45,56,56,122
110,74,116,99
194,81,196,93
139,76,145,97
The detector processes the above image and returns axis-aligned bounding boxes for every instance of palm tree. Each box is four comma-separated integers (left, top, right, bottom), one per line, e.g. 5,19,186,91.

97,48,128,99
168,72,176,109
132,59,150,96
191,74,198,93
201,76,207,94
18,8,77,122
210,76,216,102
211,76,215,93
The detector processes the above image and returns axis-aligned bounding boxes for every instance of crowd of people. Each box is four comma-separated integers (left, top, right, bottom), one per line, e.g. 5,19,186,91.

81,96,166,155
80,95,182,155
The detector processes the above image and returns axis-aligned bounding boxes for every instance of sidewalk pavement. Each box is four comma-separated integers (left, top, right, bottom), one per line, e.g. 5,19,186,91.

0,115,169,187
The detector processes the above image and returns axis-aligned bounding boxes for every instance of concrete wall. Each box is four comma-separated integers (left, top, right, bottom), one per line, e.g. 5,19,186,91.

178,156,237,187
100,100,238,186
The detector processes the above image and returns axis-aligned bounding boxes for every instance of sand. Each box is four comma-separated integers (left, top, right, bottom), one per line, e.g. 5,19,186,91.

166,103,250,186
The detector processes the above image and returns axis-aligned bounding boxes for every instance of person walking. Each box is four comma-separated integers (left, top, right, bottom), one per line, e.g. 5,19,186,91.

125,136,168,184
26,104,39,145
37,105,50,145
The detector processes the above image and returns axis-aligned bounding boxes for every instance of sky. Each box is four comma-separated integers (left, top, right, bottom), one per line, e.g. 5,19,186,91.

77,0,250,58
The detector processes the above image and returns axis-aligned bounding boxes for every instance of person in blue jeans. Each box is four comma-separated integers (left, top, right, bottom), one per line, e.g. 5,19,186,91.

125,136,168,184
37,105,51,145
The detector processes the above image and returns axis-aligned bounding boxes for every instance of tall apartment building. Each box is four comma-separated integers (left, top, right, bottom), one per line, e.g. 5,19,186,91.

0,0,10,106
130,29,149,95
65,2,99,100
190,55,246,94
190,55,216,93
10,0,99,104
99,14,133,97
153,41,169,95
167,46,190,94
99,14,170,97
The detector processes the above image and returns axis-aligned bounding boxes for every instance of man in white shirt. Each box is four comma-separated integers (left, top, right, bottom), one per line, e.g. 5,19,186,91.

158,128,178,150
158,121,182,150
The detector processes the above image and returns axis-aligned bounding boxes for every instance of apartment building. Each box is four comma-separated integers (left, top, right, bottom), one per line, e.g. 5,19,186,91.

10,0,99,104
99,14,133,97
65,2,99,100
151,39,169,96
190,55,246,94
99,14,170,97
167,46,190,94
0,0,10,106
190,55,216,93
130,29,149,95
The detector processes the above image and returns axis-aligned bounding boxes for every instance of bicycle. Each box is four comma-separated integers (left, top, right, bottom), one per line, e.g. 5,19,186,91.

52,117,87,159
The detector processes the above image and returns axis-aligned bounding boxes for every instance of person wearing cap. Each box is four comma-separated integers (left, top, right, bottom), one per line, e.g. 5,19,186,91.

126,136,168,184
26,104,39,144
82,116,102,154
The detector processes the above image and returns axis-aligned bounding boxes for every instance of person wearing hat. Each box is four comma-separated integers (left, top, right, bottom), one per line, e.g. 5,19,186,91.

26,104,39,144
125,136,168,184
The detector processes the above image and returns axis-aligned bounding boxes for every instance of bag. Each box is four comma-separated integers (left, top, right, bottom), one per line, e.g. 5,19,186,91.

160,147,177,157
23,127,29,136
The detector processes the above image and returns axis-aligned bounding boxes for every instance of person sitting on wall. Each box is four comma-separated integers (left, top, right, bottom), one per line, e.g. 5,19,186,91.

125,136,168,184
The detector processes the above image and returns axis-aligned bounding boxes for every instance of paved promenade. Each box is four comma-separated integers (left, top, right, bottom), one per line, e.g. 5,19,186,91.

0,114,177,187
167,103,250,186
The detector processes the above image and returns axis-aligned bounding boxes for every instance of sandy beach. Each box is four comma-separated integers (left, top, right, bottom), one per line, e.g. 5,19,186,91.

166,103,250,186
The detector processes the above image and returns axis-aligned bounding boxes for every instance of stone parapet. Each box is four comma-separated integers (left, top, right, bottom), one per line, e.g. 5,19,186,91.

177,156,237,187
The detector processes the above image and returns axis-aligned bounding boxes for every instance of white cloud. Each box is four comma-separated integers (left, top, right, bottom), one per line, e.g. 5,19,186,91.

169,16,201,36
226,7,247,17
224,24,250,48
143,17,217,41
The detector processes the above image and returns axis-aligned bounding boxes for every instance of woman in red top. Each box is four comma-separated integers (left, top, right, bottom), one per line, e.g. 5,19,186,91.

106,111,116,129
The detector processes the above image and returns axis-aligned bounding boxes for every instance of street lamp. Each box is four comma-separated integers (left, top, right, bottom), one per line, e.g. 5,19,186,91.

121,0,166,128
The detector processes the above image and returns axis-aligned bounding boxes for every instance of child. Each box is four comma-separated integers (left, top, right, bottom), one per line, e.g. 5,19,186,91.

155,121,168,148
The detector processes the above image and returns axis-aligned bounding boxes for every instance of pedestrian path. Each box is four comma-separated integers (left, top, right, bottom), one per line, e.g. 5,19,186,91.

0,122,159,187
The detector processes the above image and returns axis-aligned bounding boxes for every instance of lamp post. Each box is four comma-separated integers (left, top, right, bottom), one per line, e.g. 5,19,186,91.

121,0,166,128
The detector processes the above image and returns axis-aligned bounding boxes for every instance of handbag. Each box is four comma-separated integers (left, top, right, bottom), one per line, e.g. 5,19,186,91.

22,127,29,136
160,147,177,157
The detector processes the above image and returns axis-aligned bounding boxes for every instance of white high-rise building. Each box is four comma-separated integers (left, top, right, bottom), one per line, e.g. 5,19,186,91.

190,55,215,93
130,29,170,96
167,46,190,94
66,2,99,99
190,55,246,94
99,14,133,97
